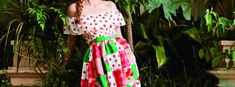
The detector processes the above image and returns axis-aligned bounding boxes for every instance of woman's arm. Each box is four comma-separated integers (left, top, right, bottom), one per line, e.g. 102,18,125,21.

63,35,77,67
115,26,123,38
63,3,78,67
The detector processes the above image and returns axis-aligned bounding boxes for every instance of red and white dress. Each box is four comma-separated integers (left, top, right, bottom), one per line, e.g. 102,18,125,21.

64,9,141,87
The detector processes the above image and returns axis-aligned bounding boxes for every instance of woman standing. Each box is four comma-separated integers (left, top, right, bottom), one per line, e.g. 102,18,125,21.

63,0,141,86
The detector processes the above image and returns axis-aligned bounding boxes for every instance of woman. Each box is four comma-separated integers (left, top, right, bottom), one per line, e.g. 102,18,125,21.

63,0,141,86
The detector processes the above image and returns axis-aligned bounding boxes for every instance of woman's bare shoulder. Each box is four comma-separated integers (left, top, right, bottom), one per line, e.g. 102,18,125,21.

103,1,117,10
67,3,77,17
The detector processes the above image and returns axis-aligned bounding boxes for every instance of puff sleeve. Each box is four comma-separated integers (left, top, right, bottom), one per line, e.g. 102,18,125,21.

63,17,83,35
114,11,126,27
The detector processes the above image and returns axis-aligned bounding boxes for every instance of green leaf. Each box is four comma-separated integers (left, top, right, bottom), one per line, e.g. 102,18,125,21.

152,45,168,68
218,17,230,29
183,27,200,42
137,23,149,39
205,51,210,62
209,47,216,57
40,23,45,31
162,0,177,20
233,19,235,26
141,0,191,20
163,0,191,20
0,70,4,74
146,0,168,13
212,56,223,67
198,49,204,59
139,0,168,13
181,2,191,20
204,9,213,31
134,41,152,51
211,11,218,19
211,25,217,37
27,6,47,31
49,7,67,25
232,50,235,61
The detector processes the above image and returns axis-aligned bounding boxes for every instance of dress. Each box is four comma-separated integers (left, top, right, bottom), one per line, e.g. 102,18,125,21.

64,9,141,87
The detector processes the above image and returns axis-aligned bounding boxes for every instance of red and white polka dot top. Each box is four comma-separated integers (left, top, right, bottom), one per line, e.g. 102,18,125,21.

64,9,126,43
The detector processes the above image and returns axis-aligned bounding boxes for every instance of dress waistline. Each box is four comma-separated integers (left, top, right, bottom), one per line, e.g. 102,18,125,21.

89,34,118,45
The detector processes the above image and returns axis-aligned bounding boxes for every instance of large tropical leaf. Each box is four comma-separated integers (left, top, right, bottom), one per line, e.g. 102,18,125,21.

152,45,168,68
134,41,152,51
181,2,191,20
183,27,201,42
163,0,191,20
134,23,149,40
140,0,168,13
141,0,192,20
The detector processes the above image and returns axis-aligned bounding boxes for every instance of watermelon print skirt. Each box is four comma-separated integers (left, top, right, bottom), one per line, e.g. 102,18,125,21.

80,35,141,87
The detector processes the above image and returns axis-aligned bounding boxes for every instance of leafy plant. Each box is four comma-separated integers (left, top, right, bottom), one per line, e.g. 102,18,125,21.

1,0,233,87
0,69,11,87
134,0,222,86
135,0,194,69
0,0,74,86
184,8,235,68
140,0,192,20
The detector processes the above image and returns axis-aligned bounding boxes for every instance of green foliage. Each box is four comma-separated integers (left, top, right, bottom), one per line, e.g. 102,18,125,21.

184,26,224,67
140,0,168,13
1,0,234,86
183,27,201,42
183,26,225,66
0,69,12,87
204,9,232,37
27,6,67,31
50,7,67,25
152,45,168,68
0,0,30,69
114,0,138,18
39,63,66,87
0,0,8,10
133,7,169,69
184,8,235,67
140,0,192,20
162,0,191,20
0,0,74,86
139,58,173,87
134,0,233,86
27,5,47,31
233,12,235,26
198,49,204,59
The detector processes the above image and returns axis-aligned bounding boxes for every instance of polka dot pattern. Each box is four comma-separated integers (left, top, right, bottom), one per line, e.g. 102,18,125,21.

65,9,141,87
107,72,116,87
103,53,121,70
63,10,126,44
63,17,84,35
81,62,89,80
